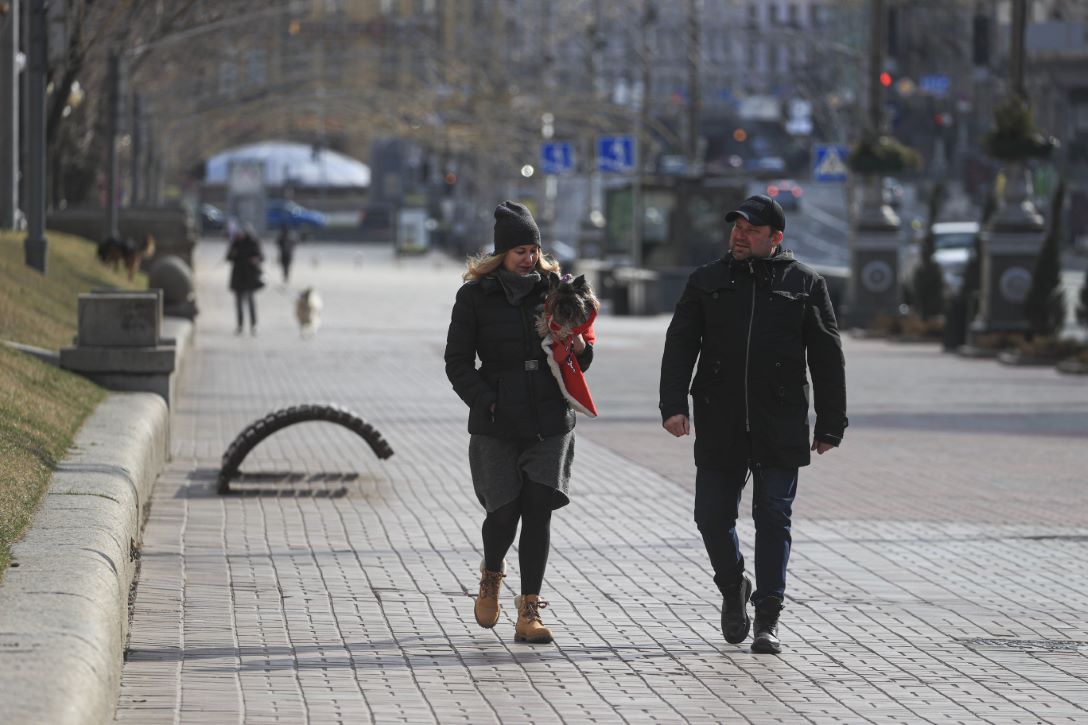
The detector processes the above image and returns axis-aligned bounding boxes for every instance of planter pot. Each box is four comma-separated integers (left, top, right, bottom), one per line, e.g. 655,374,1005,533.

997,350,1062,366
1056,358,1088,375
957,344,1003,359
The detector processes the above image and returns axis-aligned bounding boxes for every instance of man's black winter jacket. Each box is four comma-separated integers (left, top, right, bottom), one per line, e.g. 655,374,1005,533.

659,249,847,469
445,275,593,439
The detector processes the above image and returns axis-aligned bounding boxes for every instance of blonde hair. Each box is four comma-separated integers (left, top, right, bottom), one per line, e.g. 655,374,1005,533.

462,248,561,282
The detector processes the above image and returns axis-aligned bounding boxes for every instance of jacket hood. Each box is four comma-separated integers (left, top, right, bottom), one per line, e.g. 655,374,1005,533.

724,247,797,288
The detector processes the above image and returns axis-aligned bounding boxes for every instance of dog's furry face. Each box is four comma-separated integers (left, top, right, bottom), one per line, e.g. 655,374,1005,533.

536,272,599,339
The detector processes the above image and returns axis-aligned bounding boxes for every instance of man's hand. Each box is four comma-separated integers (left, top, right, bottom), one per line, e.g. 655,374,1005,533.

663,414,690,437
811,439,835,455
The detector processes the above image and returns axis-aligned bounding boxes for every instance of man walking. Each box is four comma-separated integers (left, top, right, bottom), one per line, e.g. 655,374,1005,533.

659,194,847,654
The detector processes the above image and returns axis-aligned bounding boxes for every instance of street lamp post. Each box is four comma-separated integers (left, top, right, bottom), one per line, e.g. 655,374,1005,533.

846,0,902,328
23,0,47,273
971,0,1046,337
1,0,18,229
130,93,141,207
105,52,121,240
866,0,885,137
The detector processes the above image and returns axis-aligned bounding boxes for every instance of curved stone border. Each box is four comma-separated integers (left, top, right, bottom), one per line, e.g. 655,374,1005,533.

0,392,169,725
218,403,394,493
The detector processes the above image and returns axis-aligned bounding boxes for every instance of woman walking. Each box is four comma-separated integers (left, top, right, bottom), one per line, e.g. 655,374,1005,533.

227,224,265,335
444,201,594,644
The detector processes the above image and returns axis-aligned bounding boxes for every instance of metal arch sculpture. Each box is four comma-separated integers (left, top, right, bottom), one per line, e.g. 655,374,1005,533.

217,403,394,494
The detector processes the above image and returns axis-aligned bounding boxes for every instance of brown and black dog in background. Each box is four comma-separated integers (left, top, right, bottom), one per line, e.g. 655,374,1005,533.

96,234,155,280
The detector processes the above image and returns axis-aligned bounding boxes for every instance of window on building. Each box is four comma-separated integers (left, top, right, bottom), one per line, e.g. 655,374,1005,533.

326,43,346,83
789,43,802,69
218,59,237,98
769,3,779,24
788,3,799,25
747,3,759,26
380,0,395,15
243,49,267,89
811,4,823,27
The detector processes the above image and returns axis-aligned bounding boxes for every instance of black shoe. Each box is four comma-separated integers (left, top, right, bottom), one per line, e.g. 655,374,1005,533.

751,596,783,654
720,573,753,644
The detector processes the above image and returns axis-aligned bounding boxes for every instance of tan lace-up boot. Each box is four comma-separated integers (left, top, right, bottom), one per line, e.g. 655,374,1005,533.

514,594,553,644
474,560,506,628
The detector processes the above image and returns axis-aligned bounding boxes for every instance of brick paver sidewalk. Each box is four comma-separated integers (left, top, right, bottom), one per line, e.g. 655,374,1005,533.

115,241,1088,723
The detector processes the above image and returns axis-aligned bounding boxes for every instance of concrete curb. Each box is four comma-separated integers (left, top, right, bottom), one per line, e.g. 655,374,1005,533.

0,316,193,724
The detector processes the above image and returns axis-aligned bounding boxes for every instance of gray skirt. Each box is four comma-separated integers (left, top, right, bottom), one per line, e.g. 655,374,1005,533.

468,432,574,512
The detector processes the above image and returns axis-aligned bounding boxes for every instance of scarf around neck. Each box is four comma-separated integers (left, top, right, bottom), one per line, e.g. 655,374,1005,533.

495,267,541,305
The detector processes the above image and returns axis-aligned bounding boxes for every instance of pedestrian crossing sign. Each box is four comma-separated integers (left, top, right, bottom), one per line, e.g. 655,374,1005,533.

813,144,849,182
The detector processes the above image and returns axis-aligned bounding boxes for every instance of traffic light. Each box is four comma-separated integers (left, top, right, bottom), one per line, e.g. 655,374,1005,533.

879,72,893,88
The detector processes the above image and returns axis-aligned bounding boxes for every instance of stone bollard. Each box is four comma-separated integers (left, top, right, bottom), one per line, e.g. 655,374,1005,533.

847,177,902,328
971,163,1045,337
59,289,178,407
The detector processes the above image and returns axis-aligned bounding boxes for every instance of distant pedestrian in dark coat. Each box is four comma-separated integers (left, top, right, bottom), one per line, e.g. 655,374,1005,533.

227,224,265,335
276,223,297,283
445,201,594,645
659,194,847,654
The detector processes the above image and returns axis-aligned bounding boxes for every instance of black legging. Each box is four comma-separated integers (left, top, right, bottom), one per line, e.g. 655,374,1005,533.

234,291,257,330
482,481,555,596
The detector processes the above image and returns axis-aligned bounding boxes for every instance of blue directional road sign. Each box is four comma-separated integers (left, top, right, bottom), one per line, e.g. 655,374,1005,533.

919,74,950,97
597,135,635,174
812,144,850,182
540,142,575,175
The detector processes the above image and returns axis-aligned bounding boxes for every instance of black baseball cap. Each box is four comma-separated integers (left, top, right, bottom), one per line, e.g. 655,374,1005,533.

725,194,786,232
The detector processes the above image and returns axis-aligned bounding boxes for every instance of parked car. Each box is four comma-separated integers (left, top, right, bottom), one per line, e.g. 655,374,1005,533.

267,199,327,234
765,179,803,211
902,221,979,302
200,203,226,234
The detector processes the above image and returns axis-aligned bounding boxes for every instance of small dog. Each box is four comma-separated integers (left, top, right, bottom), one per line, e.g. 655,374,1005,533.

96,234,155,280
295,287,323,338
536,272,600,417
535,272,600,341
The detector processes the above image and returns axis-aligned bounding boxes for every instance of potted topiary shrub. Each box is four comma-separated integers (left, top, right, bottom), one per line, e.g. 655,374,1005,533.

848,133,921,231
984,97,1058,163
983,97,1058,227
847,134,922,177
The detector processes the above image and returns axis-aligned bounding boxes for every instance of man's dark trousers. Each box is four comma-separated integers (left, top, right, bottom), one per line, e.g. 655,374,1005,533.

695,460,798,603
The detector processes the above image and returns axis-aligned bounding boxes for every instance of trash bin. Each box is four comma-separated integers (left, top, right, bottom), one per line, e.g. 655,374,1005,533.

656,268,692,313
612,267,661,316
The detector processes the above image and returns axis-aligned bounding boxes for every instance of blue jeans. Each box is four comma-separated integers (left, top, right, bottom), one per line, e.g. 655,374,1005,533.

694,462,798,604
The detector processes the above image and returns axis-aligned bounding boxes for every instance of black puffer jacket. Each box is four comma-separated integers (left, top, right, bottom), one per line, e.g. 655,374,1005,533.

445,275,594,439
227,235,264,292
659,249,847,469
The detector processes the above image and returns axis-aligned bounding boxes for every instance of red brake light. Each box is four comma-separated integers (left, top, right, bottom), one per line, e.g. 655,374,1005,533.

767,185,779,197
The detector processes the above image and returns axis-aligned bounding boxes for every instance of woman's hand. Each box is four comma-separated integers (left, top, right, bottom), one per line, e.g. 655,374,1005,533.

552,331,586,351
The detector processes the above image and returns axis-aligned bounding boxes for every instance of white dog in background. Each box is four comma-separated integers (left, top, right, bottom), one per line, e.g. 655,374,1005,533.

295,287,323,338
